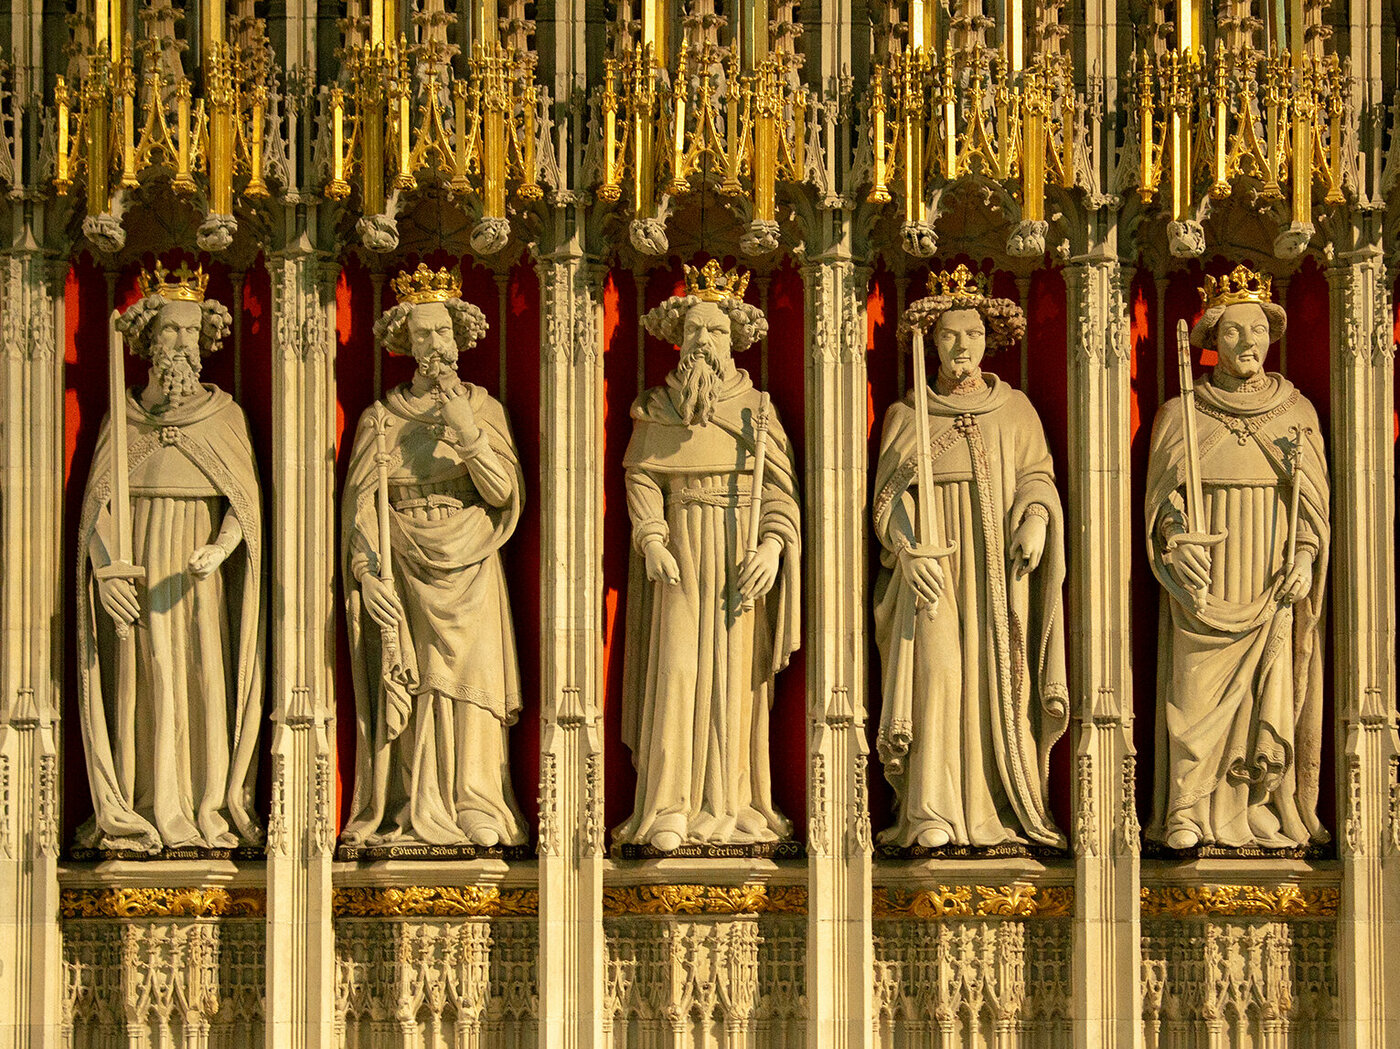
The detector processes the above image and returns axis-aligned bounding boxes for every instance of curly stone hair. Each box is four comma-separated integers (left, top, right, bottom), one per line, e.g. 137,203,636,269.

898,291,1026,354
374,298,490,356
115,295,234,359
642,294,769,353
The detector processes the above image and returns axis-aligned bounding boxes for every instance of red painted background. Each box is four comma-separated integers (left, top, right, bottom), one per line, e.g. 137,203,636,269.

601,257,809,843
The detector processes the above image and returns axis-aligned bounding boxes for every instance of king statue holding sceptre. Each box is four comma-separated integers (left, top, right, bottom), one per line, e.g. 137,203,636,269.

1146,263,1330,851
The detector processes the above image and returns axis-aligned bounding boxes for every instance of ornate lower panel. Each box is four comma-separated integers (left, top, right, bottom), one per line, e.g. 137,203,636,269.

603,915,806,1047
62,917,266,1049
1140,917,1337,1048
872,917,1073,1048
335,916,538,1048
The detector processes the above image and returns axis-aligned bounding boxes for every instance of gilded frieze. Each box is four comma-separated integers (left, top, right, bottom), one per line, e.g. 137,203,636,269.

601,884,808,916
1140,885,1339,918
60,887,267,919
872,884,1073,919
331,886,539,918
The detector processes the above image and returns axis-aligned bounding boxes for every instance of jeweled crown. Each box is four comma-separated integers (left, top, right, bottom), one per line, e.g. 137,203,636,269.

392,264,462,305
1200,264,1274,312
926,263,987,299
139,262,208,303
684,259,751,303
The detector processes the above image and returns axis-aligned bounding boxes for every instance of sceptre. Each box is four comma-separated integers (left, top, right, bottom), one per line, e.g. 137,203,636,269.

369,402,405,675
1284,423,1313,578
908,325,957,618
739,391,772,614
93,308,145,640
1168,318,1226,597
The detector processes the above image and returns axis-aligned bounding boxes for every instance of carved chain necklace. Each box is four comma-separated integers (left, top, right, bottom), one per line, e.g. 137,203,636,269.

935,368,987,396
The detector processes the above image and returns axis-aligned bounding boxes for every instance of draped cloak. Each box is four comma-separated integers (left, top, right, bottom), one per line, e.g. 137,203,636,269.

872,377,1068,848
76,384,264,852
617,369,801,845
1145,374,1329,848
341,383,527,846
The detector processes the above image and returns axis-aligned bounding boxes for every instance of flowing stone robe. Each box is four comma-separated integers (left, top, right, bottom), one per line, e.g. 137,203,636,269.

872,376,1069,848
618,370,801,845
341,383,527,846
1146,374,1329,849
77,384,264,851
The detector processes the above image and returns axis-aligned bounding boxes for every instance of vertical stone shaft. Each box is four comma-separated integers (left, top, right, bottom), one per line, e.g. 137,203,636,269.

803,249,874,1049
265,244,339,1049
536,232,606,1049
0,247,63,1049
1066,247,1142,1049
1329,232,1399,1049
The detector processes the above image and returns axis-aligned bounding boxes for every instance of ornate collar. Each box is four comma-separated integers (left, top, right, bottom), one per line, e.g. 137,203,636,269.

1210,369,1270,395
935,368,988,397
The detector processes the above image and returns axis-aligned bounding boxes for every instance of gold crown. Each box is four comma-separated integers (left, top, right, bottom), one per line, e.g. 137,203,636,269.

1200,264,1274,312
684,259,751,303
138,262,208,303
926,263,987,299
392,264,462,305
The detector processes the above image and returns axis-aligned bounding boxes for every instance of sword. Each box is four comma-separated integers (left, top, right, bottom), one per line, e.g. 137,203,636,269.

908,326,957,618
1167,318,1226,597
739,391,772,615
369,402,404,672
93,307,145,640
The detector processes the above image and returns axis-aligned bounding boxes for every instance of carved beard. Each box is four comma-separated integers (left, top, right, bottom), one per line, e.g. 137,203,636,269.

416,349,460,389
675,347,729,426
152,349,202,407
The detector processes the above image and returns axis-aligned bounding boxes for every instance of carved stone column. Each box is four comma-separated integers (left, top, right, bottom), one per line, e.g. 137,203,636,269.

802,248,874,1049
535,232,606,1049
264,240,340,1049
1065,244,1142,1049
0,247,64,1049
1327,230,1400,1049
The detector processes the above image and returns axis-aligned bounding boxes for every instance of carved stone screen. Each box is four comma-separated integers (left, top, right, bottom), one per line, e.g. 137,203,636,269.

0,1,1396,1048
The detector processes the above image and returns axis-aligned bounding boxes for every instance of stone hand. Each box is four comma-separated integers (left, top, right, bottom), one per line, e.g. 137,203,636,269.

898,545,945,606
360,572,406,632
1169,541,1213,592
643,539,681,586
439,385,479,442
1010,513,1047,578
97,575,140,625
1279,550,1314,604
737,536,782,602
188,544,229,579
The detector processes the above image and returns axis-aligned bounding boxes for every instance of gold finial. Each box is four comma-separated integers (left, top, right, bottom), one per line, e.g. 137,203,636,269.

926,263,987,299
1200,264,1274,312
138,262,209,303
391,264,463,305
683,259,751,303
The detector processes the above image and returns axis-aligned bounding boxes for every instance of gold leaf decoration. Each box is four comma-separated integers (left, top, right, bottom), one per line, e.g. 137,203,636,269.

60,887,267,919
1140,885,1339,918
333,886,539,918
873,885,1073,920
602,884,808,916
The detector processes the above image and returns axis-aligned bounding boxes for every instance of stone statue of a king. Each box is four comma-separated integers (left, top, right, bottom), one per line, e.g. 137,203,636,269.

341,265,527,849
616,260,801,853
77,263,264,853
872,264,1068,850
1146,264,1329,851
